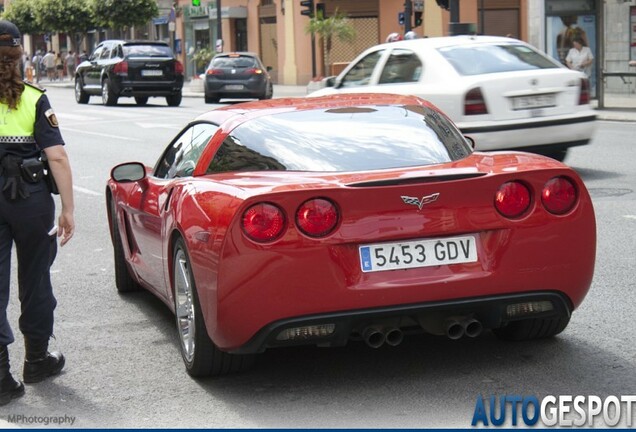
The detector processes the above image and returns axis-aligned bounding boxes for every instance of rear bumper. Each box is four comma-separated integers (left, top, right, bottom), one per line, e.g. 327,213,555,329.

204,79,267,98
111,78,184,97
230,291,573,354
458,113,597,152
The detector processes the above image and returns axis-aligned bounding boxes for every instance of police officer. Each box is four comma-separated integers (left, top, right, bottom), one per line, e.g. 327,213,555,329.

0,20,75,406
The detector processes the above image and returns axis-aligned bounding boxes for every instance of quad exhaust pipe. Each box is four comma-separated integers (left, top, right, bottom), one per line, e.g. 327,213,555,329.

361,316,483,347
362,326,404,348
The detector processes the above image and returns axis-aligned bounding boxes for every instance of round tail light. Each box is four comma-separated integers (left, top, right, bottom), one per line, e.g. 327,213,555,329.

542,177,577,215
242,203,286,242
296,198,339,237
495,181,531,218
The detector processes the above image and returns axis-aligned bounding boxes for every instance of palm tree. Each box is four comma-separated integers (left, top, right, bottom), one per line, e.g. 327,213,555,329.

305,9,356,77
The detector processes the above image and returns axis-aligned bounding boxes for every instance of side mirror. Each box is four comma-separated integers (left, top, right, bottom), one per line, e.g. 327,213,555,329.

325,76,336,87
464,136,476,149
266,66,273,72
111,162,146,183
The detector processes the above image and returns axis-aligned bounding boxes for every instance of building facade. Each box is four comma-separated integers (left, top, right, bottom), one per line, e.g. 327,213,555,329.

1,0,634,93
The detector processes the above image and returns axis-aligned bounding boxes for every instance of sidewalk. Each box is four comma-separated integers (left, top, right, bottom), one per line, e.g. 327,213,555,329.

38,79,636,122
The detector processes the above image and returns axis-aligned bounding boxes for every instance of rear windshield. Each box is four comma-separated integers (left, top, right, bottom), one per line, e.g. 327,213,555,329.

439,43,560,76
211,56,258,68
207,105,472,173
124,44,173,58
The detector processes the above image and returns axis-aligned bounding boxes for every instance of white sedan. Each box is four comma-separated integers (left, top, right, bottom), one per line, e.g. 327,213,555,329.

309,35,596,161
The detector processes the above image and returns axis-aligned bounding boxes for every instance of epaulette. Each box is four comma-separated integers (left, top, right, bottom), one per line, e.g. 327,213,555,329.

23,81,46,93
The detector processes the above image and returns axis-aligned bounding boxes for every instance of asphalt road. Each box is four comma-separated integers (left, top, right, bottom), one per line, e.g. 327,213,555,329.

2,88,635,428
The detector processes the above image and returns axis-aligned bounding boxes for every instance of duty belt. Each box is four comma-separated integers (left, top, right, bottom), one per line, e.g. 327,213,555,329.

0,154,45,201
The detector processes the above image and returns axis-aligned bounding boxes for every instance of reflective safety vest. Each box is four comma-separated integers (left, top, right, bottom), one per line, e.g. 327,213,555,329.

0,84,42,157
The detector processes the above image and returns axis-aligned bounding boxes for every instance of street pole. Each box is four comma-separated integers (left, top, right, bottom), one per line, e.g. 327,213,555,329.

404,0,413,33
216,0,223,51
311,33,316,78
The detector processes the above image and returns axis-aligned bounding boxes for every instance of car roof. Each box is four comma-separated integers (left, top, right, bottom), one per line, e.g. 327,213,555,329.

213,51,260,58
98,39,169,46
377,35,523,50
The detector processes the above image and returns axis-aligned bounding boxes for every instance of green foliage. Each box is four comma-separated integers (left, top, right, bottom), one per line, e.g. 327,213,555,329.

92,0,159,31
2,0,38,35
193,48,214,69
305,9,356,76
36,0,95,34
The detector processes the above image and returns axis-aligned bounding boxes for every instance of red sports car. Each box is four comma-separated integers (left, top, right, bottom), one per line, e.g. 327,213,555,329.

106,93,596,377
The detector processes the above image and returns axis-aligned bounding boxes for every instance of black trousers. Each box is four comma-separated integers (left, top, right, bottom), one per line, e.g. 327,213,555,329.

0,176,57,347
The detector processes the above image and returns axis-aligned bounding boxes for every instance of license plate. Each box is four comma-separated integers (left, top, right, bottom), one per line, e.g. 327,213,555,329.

359,235,478,273
224,84,244,90
511,94,556,110
141,69,162,77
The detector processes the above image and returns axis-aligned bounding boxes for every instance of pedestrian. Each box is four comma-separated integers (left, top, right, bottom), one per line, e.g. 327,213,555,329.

0,20,75,406
566,36,594,78
54,52,63,81
32,50,41,83
42,50,55,81
21,52,29,80
65,50,76,80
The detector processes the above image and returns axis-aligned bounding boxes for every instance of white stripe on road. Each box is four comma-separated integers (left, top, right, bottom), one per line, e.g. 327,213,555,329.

74,185,102,196
134,122,182,129
62,127,141,141
624,215,636,220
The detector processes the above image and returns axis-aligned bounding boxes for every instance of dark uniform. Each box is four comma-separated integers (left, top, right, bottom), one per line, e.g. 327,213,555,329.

0,82,64,348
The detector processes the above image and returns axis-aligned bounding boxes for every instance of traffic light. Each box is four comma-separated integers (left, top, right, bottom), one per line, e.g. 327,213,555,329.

436,0,449,10
316,2,326,18
414,11,423,27
192,0,200,5
300,0,314,17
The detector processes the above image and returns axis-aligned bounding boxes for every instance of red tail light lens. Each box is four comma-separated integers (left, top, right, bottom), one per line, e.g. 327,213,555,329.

464,87,488,115
175,61,184,75
578,78,590,105
113,61,128,74
495,181,531,218
242,203,286,242
542,177,577,215
246,68,264,75
296,198,339,238
206,68,223,75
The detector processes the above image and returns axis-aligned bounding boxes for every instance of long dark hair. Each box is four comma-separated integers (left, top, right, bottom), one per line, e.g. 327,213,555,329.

0,34,24,110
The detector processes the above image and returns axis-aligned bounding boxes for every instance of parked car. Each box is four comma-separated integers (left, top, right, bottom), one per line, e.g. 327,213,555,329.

309,35,597,161
203,52,273,103
107,93,595,377
74,40,184,107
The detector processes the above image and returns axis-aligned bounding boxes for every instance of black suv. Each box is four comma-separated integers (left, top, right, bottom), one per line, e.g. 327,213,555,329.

74,40,184,106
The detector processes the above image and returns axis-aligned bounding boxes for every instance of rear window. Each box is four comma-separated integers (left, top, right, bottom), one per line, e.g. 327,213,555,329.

211,56,258,68
123,44,173,58
439,43,560,76
207,105,472,173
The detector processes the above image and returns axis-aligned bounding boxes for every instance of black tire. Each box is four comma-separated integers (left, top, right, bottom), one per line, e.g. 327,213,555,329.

102,79,118,106
75,78,89,104
493,316,570,341
172,238,254,377
166,93,182,107
260,82,273,100
204,94,219,104
135,96,149,106
110,199,141,293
